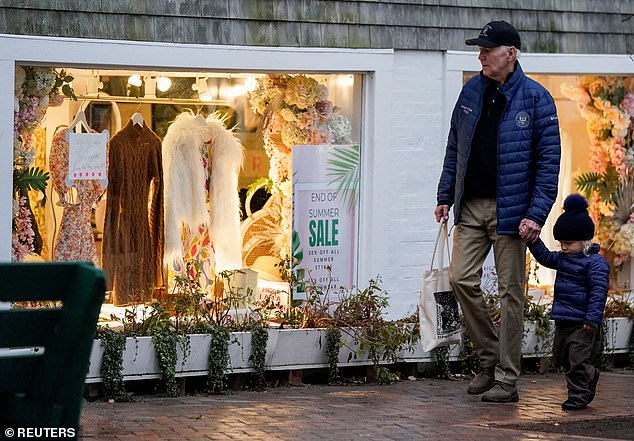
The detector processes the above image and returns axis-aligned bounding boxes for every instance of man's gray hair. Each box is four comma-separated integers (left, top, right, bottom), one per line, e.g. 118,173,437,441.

501,45,521,59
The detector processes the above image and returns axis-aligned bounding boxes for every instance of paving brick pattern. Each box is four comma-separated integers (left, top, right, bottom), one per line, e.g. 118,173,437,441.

80,371,634,440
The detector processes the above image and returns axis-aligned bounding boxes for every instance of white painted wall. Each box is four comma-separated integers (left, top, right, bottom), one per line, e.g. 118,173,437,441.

380,50,445,319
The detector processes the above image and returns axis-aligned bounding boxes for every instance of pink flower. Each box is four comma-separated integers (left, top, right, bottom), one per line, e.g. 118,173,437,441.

621,92,634,116
589,142,607,173
314,100,334,120
610,138,625,169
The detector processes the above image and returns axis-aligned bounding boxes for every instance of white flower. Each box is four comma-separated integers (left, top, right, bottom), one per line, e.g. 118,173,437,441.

327,113,352,144
613,224,634,256
279,180,292,199
32,68,56,97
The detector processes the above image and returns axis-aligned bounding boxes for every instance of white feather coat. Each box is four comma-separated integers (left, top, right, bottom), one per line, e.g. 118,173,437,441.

162,113,214,265
206,115,245,271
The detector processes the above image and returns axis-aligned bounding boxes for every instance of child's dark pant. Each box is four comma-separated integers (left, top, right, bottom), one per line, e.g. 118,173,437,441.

553,322,601,405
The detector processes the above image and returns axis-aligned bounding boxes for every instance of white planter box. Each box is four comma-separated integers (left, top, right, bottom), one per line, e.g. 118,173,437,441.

522,321,555,357
85,318,632,384
604,317,633,354
87,332,255,383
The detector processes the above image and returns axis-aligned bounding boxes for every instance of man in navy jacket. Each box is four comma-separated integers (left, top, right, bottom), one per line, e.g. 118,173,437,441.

434,21,561,403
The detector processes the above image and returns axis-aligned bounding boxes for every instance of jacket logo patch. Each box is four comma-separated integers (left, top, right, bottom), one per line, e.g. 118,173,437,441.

460,105,472,114
515,111,530,128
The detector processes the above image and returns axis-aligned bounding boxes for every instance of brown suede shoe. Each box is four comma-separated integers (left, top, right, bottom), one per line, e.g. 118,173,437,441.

481,382,519,403
467,367,495,395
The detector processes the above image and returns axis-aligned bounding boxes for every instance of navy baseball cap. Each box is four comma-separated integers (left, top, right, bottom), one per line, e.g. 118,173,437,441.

465,21,522,50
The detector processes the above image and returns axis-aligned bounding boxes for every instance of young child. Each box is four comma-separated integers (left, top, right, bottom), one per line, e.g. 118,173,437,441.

527,193,609,410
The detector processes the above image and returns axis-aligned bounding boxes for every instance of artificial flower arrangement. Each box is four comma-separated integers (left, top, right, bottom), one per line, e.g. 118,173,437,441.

561,77,634,269
12,66,76,261
247,74,352,258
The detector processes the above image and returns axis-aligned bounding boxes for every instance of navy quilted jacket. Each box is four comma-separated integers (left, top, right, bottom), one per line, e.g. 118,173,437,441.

528,239,610,327
437,62,561,234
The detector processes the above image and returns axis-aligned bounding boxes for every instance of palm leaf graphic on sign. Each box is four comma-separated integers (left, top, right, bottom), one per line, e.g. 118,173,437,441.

326,144,360,213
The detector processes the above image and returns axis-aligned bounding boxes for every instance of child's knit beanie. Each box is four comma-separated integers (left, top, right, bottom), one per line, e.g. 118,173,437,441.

553,193,595,241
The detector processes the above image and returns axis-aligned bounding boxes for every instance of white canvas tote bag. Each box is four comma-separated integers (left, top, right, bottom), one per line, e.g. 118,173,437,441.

419,222,462,352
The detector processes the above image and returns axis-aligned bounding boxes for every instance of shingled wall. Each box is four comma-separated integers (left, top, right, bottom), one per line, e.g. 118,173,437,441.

0,0,632,54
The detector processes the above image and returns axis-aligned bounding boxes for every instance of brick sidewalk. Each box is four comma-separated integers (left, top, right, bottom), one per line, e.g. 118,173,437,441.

80,371,634,440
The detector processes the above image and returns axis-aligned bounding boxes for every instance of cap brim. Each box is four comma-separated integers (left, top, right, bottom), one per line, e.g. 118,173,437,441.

465,37,498,48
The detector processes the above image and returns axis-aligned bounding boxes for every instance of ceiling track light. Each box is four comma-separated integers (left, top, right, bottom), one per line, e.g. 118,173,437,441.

193,77,212,101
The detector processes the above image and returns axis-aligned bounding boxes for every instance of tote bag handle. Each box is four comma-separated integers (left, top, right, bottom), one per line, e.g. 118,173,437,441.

429,222,451,271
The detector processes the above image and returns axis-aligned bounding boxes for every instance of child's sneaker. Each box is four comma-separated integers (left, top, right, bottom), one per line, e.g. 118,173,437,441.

561,397,587,410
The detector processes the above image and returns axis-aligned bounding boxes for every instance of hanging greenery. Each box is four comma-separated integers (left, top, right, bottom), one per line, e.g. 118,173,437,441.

207,326,232,394
95,327,128,401
152,330,181,397
325,327,342,384
250,325,268,390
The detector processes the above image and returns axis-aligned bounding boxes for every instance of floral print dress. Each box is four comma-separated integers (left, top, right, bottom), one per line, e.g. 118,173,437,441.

49,128,105,265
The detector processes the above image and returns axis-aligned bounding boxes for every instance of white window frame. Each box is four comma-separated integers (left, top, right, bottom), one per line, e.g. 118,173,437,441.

0,34,394,287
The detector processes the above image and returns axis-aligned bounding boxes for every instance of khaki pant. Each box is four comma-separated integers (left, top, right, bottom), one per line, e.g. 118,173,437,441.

449,197,526,386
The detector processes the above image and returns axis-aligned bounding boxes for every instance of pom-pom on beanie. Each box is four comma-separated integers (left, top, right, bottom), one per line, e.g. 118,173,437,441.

553,193,595,241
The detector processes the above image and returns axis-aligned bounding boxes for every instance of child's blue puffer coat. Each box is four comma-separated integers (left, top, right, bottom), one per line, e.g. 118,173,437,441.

528,239,609,327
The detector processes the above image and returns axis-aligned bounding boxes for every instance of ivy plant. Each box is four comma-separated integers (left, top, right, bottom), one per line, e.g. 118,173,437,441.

207,326,232,394
250,325,268,390
151,329,182,397
325,327,342,384
95,327,128,401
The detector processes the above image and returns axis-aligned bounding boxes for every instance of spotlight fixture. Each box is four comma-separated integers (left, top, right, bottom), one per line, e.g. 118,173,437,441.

157,75,171,92
192,77,212,102
86,74,103,97
127,74,143,87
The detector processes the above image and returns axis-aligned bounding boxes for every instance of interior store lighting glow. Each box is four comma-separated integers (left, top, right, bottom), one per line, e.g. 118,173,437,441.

156,76,172,92
127,74,143,87
193,77,212,101
244,77,258,92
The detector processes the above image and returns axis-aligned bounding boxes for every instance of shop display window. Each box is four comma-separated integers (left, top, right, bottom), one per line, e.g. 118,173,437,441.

12,66,363,317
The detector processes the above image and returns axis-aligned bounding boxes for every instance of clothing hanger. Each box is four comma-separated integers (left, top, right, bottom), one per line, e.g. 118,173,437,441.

131,101,144,127
131,112,144,127
67,109,90,134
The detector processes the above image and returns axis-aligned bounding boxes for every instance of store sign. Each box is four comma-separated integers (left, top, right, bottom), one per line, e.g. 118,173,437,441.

66,131,109,187
292,145,359,296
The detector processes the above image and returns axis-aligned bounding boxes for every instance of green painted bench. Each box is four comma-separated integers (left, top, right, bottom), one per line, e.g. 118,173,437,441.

0,262,105,431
